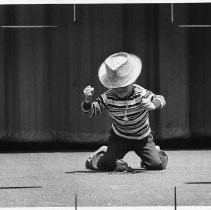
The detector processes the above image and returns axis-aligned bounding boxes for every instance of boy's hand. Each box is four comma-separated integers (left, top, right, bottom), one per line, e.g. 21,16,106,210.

83,85,94,103
141,98,156,110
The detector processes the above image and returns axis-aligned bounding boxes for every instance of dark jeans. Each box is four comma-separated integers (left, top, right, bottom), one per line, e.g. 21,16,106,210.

97,131,168,171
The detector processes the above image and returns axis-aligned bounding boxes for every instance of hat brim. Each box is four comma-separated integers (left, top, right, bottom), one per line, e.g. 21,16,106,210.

98,53,142,89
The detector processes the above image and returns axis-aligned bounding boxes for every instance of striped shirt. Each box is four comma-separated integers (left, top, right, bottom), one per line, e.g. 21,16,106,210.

81,84,166,140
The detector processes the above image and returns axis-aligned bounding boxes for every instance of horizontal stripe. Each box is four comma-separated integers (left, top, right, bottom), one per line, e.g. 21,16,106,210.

113,121,149,135
112,124,151,140
113,112,148,127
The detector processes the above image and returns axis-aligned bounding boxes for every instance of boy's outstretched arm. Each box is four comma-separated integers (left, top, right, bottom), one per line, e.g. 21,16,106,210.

81,85,106,117
141,90,166,111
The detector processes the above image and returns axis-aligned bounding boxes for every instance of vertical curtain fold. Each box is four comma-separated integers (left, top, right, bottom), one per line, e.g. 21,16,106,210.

189,4,211,137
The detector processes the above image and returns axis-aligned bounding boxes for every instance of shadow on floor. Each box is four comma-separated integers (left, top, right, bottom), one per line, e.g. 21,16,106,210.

65,168,147,174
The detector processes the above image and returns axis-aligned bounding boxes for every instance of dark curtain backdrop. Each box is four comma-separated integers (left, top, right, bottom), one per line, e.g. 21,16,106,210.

0,4,210,143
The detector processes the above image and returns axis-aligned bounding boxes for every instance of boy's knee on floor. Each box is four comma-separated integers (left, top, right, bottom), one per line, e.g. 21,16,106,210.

97,157,116,171
143,159,164,170
144,150,168,170
146,163,164,170
145,158,167,170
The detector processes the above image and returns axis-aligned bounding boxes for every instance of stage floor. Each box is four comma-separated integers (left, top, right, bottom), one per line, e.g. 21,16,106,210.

0,150,210,209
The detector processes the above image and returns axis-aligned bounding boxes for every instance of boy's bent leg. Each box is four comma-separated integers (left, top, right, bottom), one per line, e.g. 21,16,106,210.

97,134,129,171
97,142,126,171
134,133,168,170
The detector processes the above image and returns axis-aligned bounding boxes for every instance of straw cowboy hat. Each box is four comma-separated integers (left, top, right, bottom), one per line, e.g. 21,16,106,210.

98,52,142,89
